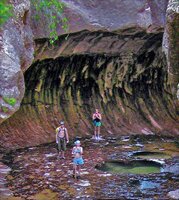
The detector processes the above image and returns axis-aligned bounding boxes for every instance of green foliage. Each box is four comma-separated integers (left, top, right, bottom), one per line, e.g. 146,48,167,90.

3,97,17,106
0,0,68,44
1,106,8,113
0,0,13,26
31,0,68,44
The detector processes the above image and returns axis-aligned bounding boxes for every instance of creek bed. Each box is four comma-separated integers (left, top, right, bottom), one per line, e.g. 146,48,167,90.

0,135,179,199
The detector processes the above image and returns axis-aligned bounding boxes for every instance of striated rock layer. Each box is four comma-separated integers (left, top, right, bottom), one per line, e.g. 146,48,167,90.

0,28,178,149
0,0,169,125
0,0,179,149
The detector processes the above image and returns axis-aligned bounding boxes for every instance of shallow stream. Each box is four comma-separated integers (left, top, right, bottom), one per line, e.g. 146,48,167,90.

0,135,179,199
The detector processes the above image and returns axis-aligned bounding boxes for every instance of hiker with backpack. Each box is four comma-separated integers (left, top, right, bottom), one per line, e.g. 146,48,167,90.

56,121,69,159
72,140,84,179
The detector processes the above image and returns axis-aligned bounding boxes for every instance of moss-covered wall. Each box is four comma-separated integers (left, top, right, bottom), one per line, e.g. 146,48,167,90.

0,29,178,150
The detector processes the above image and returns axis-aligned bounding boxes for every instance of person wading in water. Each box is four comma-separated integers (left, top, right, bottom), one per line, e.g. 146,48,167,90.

92,109,102,140
56,121,69,159
72,140,84,179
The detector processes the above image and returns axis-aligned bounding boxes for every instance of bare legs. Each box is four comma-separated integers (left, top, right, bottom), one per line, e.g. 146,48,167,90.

94,126,100,139
94,126,97,138
77,165,81,177
58,151,65,159
57,139,66,159
97,126,100,138
73,165,81,179
73,164,77,179
61,151,65,159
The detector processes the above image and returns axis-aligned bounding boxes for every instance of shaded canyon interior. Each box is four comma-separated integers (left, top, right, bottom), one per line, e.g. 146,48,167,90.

0,0,179,150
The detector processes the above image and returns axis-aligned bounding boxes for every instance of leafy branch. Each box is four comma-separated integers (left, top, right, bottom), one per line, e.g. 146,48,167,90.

0,0,13,26
0,0,69,44
31,0,68,44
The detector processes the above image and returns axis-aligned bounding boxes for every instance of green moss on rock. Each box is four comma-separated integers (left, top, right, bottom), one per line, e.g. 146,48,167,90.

1,106,9,113
3,97,16,106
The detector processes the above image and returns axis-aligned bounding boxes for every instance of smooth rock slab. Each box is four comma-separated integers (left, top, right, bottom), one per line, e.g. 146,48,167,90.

75,180,91,187
167,189,179,200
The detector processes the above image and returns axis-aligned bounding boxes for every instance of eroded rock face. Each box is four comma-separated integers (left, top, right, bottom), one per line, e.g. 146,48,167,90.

31,0,169,37
0,0,34,124
0,0,179,150
0,28,178,149
0,0,168,125
163,0,179,94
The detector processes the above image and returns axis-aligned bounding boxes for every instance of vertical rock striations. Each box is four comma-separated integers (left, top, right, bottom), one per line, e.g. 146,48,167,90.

0,28,178,149
0,0,178,149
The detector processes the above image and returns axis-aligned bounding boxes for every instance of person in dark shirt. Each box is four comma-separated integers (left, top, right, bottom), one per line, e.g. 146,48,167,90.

92,109,102,140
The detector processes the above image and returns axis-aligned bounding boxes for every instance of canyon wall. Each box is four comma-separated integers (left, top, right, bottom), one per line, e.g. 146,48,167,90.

0,0,34,124
0,0,179,150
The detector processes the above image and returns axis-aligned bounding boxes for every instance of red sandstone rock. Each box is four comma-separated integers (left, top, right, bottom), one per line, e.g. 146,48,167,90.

0,0,34,124
31,0,168,38
0,0,179,149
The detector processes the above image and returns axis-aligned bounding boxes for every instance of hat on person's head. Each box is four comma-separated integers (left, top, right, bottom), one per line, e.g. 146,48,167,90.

74,140,80,145
59,121,64,125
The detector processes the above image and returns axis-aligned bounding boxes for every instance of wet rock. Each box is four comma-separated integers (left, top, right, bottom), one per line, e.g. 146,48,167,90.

163,163,179,175
121,136,130,142
0,0,178,150
97,173,112,177
75,180,91,187
141,128,155,135
122,145,132,149
3,136,178,199
128,178,140,185
0,162,13,198
135,143,144,148
167,189,179,200
140,180,160,190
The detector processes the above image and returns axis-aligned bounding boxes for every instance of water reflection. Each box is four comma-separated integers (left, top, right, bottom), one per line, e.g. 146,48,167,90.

96,160,162,174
